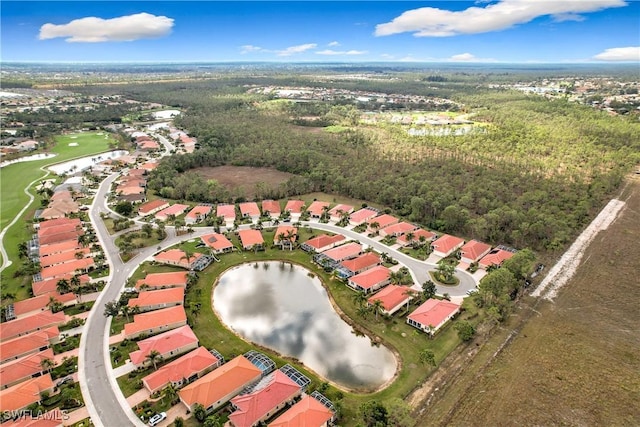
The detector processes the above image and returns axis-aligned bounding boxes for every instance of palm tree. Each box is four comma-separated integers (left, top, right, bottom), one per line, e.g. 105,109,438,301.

285,229,296,250
47,296,64,313
56,279,71,295
369,221,380,234
70,275,82,302
40,357,55,373
371,299,385,320
163,383,178,405
402,288,415,310
146,350,163,370
120,304,132,323
389,271,403,285
174,218,185,234
276,232,286,249
351,290,368,308
436,261,455,282
357,305,372,319
180,246,194,269
405,231,415,246
419,349,436,367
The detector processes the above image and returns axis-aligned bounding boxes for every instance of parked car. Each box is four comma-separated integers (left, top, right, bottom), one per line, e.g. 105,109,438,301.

148,412,167,427
57,376,73,386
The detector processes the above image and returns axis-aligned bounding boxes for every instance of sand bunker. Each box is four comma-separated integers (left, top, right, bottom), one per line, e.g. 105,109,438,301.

68,143,79,146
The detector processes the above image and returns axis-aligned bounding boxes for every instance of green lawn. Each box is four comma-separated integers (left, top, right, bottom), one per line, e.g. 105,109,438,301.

0,132,116,300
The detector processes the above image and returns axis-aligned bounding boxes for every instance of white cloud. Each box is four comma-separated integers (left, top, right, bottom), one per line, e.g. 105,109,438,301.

39,12,174,43
448,52,496,62
327,41,340,47
375,0,626,37
593,46,640,61
315,49,367,56
240,45,264,54
276,43,317,56
380,53,395,59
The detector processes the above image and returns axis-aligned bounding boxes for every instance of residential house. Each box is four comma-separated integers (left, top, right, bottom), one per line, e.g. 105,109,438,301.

301,234,345,253
200,233,234,254
0,374,54,412
216,204,237,226
40,200,80,220
367,214,399,233
123,305,187,339
239,202,261,221
347,266,391,294
321,242,362,263
0,311,66,342
11,292,76,319
153,249,207,270
460,240,492,265
339,252,381,276
155,204,189,222
178,355,263,414
479,249,515,270
39,248,90,268
307,201,330,219
142,346,222,394
0,328,58,364
273,225,297,248
229,370,302,427
238,230,265,251
407,299,461,335
38,239,82,258
284,200,305,216
129,325,198,368
32,274,90,297
349,208,378,226
38,258,95,281
135,271,189,291
127,287,185,312
328,204,354,222
138,200,169,217
431,234,465,258
269,394,334,427
367,285,415,316
261,200,281,219
379,222,418,238
0,349,55,389
185,205,212,225
396,229,437,247
36,218,81,232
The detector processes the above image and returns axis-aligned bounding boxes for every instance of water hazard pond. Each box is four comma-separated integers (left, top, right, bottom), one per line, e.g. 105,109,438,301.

213,261,397,390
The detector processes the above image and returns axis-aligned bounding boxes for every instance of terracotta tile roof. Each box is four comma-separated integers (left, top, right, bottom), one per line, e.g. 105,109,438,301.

216,204,236,220
239,202,260,217
340,252,381,273
349,266,391,290
37,218,80,231
397,229,436,245
37,222,80,239
39,248,90,268
0,310,66,342
3,411,62,427
349,208,378,224
12,292,76,318
123,305,187,338
38,240,82,258
328,204,354,217
138,200,169,215
269,394,333,427
143,347,219,393
38,230,82,247
229,370,301,427
50,190,73,202
321,242,362,262
140,161,159,171
284,200,305,214
200,233,234,252
261,200,281,215
154,249,204,269
185,205,212,221
408,299,460,329
32,274,89,297
238,230,264,248
129,325,197,366
117,185,145,196
39,258,94,281
0,328,58,363
0,349,54,387
274,226,297,244
0,374,54,411
303,234,345,250
135,271,189,290
460,240,492,262
368,214,399,229
127,287,185,310
307,201,330,217
479,249,515,268
155,204,189,219
431,234,465,255
179,355,262,410
380,222,417,236
367,285,415,313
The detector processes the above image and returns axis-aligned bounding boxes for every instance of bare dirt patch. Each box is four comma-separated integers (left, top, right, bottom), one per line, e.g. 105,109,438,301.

417,177,640,426
193,166,295,199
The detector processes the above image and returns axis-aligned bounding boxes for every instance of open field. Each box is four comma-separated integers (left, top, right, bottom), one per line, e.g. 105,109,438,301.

0,132,114,299
419,177,640,426
193,165,294,199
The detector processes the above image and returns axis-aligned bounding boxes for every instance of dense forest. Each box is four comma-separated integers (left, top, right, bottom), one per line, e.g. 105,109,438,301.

78,77,640,252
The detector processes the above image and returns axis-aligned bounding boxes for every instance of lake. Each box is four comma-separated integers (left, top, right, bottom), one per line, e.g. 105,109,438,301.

213,261,397,390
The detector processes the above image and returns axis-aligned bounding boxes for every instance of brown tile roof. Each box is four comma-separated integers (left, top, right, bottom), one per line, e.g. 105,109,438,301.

12,292,76,318
185,205,212,221
307,201,330,217
431,234,465,255
38,240,82,258
261,200,281,215
321,242,362,262
304,234,345,250
396,229,436,245
479,249,515,268
153,249,204,269
32,274,90,297
367,285,415,313
408,299,460,330
349,208,378,224
273,226,297,244
216,204,236,219
269,394,333,427
39,248,90,268
460,240,492,262
138,199,169,215
239,202,260,217
37,218,81,231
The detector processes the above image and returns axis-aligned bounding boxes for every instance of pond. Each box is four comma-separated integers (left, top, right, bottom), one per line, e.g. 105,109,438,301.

213,261,397,390
47,150,128,175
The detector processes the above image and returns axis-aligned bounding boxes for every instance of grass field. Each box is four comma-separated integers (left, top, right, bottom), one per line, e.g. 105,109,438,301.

0,132,115,300
419,176,640,426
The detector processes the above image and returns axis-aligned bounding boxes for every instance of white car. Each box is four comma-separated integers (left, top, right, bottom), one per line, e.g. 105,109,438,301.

148,412,167,427
466,289,478,295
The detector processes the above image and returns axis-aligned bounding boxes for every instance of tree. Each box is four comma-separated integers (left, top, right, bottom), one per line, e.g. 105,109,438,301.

359,400,388,427
404,231,415,246
203,415,222,427
351,291,368,308
18,242,29,259
103,300,119,317
419,349,436,367
193,403,207,422
120,304,132,323
40,357,55,373
114,201,134,217
146,349,163,370
56,279,71,295
422,280,437,300
180,246,194,269
369,221,380,234
163,383,178,405
173,417,184,427
386,398,416,427
47,296,64,313
174,218,185,234
141,223,153,237
389,271,403,285
357,305,372,319
436,260,456,282
371,299,385,320
455,320,476,342
70,275,82,302
502,248,536,281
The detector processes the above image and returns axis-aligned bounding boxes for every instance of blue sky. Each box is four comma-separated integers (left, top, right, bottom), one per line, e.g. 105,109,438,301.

1,1,639,63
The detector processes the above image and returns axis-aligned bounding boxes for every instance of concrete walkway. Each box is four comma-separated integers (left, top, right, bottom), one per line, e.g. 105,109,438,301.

62,406,89,426
54,348,79,364
126,388,151,407
113,360,136,377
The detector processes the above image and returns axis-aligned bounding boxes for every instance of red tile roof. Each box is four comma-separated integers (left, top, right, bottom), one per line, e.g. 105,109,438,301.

38,230,82,247
129,325,197,366
155,204,189,219
239,202,260,217
200,233,234,252
284,200,305,214
368,214,399,229
431,234,465,255
303,234,345,250
0,311,66,342
380,222,417,236
140,161,159,171
341,252,381,273
396,229,436,245
229,370,301,427
367,285,415,313
39,248,90,268
12,292,76,318
37,218,80,231
38,240,82,258
479,249,515,268
349,266,391,290
50,190,73,202
216,204,237,220
39,258,94,281
0,328,58,363
274,226,297,244
269,394,333,427
328,204,354,216
138,199,169,215
321,242,362,262
460,240,492,262
143,347,220,393
154,249,204,269
123,306,187,338
32,274,89,297
135,271,189,290
261,200,281,215
37,222,81,239
185,205,212,221
238,230,264,248
408,299,460,329
0,374,54,411
0,349,54,387
127,287,184,310
4,411,63,427
307,201,330,217
179,355,262,410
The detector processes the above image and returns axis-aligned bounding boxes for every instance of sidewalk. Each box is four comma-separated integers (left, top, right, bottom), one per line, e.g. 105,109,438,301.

113,360,136,377
54,348,79,364
126,387,151,407
62,406,89,426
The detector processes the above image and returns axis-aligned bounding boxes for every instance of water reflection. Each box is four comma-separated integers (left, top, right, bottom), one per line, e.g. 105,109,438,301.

213,261,397,390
